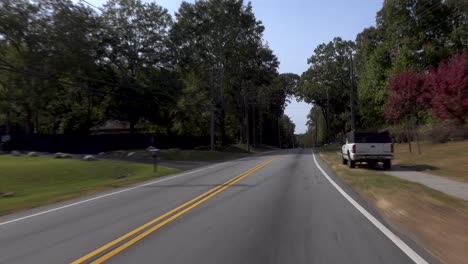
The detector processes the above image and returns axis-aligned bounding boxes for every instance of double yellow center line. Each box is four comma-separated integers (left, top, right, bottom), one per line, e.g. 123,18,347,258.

72,155,280,264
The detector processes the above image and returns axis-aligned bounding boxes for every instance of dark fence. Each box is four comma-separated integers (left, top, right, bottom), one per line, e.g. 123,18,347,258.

0,133,210,154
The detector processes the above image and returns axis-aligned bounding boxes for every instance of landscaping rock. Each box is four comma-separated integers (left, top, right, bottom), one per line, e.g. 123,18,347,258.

11,150,21,156
83,155,97,161
114,150,126,157
54,152,72,159
27,152,39,157
0,192,14,198
98,152,105,156
127,152,135,157
146,146,156,151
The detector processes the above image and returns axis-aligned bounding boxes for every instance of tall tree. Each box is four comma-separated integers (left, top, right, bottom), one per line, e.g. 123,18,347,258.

101,0,175,133
296,37,356,142
356,0,467,129
171,0,280,145
0,0,110,133
385,69,429,124
428,51,468,125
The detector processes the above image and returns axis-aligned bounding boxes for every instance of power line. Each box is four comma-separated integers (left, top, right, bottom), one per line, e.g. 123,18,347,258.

0,60,167,98
0,66,154,104
387,1,443,30
3,1,170,98
79,0,103,12
424,14,464,36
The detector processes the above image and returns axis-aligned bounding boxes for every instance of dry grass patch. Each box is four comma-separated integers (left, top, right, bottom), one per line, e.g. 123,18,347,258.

393,140,468,182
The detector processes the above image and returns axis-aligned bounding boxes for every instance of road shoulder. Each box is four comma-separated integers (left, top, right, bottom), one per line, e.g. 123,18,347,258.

315,149,466,264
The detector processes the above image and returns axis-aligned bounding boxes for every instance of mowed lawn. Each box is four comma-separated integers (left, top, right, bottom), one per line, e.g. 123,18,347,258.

393,140,468,182
0,155,179,215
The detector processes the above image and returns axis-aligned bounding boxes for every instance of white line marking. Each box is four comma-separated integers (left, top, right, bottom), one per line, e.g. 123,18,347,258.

0,162,231,227
312,152,428,264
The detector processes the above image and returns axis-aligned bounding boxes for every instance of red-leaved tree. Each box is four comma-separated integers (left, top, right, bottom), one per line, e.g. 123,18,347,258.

428,51,468,125
385,70,429,124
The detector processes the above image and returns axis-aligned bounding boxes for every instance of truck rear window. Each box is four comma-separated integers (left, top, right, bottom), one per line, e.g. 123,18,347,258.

347,132,391,143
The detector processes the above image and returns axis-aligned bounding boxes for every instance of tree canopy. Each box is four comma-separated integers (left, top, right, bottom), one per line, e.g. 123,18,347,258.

0,0,297,148
298,0,467,144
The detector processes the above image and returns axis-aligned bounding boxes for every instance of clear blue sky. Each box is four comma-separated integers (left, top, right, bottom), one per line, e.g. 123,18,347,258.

79,0,384,133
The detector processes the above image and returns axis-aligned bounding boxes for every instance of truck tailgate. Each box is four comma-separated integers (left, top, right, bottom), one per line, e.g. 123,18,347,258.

356,143,392,155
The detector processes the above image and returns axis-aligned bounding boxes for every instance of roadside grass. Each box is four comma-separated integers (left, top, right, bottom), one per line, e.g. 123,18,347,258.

0,155,179,215
232,143,277,153
393,140,468,182
319,147,468,264
319,143,342,153
104,146,263,162
159,149,249,161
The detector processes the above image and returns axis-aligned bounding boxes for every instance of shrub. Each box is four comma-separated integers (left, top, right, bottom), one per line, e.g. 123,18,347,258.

421,122,468,143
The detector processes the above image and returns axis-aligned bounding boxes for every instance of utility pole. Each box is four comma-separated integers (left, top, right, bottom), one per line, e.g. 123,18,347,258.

315,108,318,147
349,48,356,131
258,95,263,146
218,67,225,145
326,86,330,144
277,110,281,149
244,93,250,152
210,67,215,151
252,103,256,149
291,132,295,149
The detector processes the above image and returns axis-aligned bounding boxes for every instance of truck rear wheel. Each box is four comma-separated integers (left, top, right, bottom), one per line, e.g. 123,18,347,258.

383,160,391,170
342,154,348,165
348,153,355,168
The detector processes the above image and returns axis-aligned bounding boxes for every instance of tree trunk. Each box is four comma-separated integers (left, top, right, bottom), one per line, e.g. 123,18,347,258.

5,118,11,133
315,123,318,147
34,111,39,134
86,94,93,135
218,69,226,145
130,118,136,135
319,105,329,145
259,112,263,146
406,117,412,154
244,94,250,152
24,107,32,134
237,96,244,144
258,103,263,145
413,116,421,155
220,109,226,145
277,109,281,149
252,104,256,149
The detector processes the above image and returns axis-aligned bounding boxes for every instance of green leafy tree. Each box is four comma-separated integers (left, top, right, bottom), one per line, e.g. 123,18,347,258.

296,37,356,142
355,0,467,130
101,0,175,133
171,0,282,145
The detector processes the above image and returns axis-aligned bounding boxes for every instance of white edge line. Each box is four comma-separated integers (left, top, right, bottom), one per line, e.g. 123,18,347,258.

0,161,231,227
312,152,428,264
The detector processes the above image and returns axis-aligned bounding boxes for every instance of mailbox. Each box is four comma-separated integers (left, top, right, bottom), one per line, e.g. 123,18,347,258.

147,146,160,172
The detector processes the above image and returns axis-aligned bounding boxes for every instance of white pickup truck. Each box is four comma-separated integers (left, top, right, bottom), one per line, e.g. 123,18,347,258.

341,131,393,170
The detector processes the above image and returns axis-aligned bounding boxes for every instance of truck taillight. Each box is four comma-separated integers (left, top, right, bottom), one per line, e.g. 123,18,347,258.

391,143,394,153
352,144,356,153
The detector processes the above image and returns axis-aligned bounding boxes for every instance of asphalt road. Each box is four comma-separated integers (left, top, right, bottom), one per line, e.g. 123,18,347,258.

0,149,437,264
